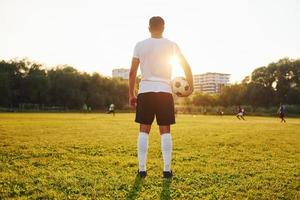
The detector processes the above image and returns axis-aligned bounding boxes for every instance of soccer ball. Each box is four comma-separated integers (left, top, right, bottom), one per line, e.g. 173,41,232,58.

171,77,190,96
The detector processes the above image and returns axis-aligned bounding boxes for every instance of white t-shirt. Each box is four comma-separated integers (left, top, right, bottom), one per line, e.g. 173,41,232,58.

109,104,115,111
133,37,181,94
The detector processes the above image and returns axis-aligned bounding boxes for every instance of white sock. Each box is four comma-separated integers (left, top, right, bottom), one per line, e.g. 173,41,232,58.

161,133,172,172
137,132,149,172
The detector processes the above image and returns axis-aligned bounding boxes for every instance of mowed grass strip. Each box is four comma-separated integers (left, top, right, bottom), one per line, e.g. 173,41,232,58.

0,113,299,199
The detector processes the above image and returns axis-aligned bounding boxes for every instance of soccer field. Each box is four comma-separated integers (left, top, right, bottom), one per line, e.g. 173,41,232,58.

0,113,299,199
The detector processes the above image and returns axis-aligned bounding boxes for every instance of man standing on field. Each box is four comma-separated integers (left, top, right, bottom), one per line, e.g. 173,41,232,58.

129,16,194,178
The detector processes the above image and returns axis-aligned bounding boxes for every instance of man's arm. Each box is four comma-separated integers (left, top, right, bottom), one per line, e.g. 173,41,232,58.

178,53,194,95
129,57,140,108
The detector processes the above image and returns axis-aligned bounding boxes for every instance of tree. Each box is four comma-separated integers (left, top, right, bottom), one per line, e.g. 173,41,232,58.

249,58,300,105
23,63,48,105
218,84,246,106
193,93,217,107
243,83,275,107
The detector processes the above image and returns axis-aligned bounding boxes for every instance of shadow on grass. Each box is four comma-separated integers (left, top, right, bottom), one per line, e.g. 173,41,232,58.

126,175,144,200
160,178,172,200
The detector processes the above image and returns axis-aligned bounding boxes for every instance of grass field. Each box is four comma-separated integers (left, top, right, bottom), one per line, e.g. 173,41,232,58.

0,113,299,199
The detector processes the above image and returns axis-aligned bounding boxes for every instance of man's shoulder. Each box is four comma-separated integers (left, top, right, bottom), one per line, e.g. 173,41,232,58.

159,38,177,46
163,38,176,43
135,38,151,45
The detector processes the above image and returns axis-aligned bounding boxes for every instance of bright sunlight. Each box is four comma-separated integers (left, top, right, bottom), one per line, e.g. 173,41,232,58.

170,56,183,78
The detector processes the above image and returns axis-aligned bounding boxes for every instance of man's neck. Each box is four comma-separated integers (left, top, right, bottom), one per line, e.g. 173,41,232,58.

151,33,163,38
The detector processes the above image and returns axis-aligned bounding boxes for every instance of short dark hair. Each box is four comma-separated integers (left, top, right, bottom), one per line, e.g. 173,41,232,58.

149,16,164,30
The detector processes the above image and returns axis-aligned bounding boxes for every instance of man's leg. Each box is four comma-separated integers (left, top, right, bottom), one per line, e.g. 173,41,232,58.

159,126,172,173
155,93,175,178
281,115,286,123
280,114,284,122
138,124,151,172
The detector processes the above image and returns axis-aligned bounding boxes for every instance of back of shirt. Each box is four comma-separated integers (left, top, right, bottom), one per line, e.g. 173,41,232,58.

280,105,285,113
133,38,181,94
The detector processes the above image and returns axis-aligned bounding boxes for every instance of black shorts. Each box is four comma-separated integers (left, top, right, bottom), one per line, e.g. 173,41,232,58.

135,92,175,125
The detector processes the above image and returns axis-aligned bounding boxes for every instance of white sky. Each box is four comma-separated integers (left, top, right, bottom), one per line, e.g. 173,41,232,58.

0,0,300,82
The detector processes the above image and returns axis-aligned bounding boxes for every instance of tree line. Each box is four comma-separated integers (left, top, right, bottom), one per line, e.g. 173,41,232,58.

192,58,300,108
0,58,299,111
0,59,129,110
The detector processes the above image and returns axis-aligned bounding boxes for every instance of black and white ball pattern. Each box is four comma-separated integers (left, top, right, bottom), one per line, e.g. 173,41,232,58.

172,77,190,96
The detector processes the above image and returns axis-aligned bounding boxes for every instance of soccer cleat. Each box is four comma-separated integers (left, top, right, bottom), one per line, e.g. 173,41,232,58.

137,170,147,178
163,170,173,178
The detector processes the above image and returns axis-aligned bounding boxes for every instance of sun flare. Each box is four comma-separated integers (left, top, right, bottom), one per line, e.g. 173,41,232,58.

170,56,183,78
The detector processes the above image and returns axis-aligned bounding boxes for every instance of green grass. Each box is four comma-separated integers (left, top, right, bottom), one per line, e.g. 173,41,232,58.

0,113,299,199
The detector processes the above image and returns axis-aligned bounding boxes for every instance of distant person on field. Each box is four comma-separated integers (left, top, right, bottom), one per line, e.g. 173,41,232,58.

218,108,224,116
83,104,88,113
236,106,245,120
129,16,193,178
278,103,286,123
107,103,115,116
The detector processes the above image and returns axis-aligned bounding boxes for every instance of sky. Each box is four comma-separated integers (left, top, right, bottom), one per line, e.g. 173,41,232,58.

0,0,300,82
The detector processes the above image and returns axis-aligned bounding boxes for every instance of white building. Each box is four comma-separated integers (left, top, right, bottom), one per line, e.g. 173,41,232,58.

193,72,230,94
112,68,130,79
